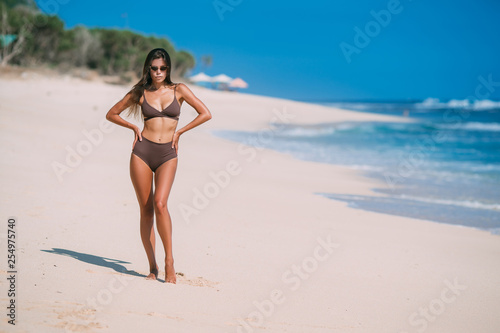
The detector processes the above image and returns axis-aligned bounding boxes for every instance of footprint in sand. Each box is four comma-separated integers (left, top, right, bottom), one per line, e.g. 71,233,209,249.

175,273,219,288
85,269,219,287
143,271,219,287
23,300,105,332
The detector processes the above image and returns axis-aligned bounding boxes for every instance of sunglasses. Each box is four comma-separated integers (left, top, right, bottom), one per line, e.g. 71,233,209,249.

150,66,168,71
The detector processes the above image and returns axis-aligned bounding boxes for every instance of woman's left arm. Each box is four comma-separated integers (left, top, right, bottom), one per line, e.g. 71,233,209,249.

172,83,212,151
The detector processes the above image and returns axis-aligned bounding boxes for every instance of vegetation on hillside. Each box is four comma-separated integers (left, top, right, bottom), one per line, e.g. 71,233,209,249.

0,0,196,80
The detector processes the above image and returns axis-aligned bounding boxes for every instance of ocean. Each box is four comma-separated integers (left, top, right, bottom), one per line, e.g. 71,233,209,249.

213,98,500,235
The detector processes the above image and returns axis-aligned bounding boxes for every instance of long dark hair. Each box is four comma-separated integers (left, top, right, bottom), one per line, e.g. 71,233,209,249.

125,48,176,119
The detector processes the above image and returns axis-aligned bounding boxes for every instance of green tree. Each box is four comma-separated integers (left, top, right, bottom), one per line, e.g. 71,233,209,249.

0,0,199,79
56,25,102,68
0,3,32,66
172,50,195,78
201,54,212,72
0,0,36,10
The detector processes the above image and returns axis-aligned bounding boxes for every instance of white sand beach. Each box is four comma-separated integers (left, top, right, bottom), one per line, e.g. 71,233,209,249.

1,72,499,332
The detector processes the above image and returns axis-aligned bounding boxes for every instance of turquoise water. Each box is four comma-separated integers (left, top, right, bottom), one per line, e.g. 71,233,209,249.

213,100,500,234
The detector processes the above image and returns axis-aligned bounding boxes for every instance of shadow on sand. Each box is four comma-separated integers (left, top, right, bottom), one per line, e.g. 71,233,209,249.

41,248,146,278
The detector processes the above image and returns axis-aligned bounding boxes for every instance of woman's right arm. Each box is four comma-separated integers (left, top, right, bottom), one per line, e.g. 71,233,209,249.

105,92,142,141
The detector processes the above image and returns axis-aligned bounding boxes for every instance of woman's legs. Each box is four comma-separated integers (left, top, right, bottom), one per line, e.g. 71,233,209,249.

130,154,158,279
153,157,178,283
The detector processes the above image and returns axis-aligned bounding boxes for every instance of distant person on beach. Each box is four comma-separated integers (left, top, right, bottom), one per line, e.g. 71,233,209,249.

106,48,212,283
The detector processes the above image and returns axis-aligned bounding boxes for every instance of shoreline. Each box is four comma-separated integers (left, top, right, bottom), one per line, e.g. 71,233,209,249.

1,75,499,332
206,104,500,237
212,123,500,237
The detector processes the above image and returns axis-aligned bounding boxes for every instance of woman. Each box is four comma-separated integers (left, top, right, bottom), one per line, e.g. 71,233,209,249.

106,48,212,284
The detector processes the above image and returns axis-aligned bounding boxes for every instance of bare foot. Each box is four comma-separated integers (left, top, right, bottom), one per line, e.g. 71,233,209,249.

165,260,176,284
146,267,158,280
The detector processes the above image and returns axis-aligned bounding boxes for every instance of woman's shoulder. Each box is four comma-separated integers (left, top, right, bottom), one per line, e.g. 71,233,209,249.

175,82,191,93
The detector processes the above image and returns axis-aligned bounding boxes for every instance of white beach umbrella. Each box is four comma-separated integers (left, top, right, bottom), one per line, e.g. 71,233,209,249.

229,77,248,89
211,74,233,83
189,72,212,82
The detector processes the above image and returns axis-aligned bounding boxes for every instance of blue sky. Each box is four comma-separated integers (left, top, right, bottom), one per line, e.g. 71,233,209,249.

36,0,500,101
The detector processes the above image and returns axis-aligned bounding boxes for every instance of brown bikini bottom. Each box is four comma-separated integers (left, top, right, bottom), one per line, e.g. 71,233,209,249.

132,136,177,172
